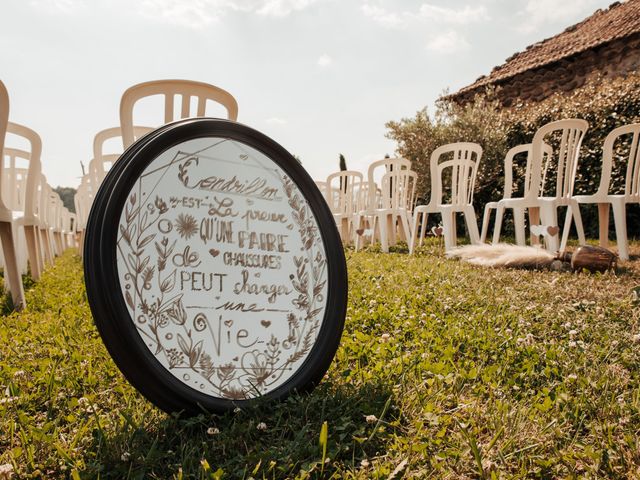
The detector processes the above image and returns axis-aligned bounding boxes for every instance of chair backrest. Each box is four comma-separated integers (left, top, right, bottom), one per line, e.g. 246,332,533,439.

3,122,43,221
2,150,29,211
594,123,640,198
120,79,239,148
428,142,482,207
0,81,8,215
94,126,153,160
529,119,589,200
355,181,381,212
380,169,417,211
366,157,411,211
325,171,363,215
502,142,553,200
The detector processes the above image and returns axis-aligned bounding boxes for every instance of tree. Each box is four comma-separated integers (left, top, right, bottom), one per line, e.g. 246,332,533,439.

53,186,77,213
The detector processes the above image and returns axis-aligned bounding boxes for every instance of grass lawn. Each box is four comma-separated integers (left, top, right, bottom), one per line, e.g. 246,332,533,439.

1,243,639,479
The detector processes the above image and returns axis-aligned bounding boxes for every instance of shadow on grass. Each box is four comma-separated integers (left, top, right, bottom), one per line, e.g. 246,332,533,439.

80,380,399,479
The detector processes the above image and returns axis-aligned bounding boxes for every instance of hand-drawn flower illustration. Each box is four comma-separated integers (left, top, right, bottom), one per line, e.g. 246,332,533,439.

241,350,272,387
175,213,199,239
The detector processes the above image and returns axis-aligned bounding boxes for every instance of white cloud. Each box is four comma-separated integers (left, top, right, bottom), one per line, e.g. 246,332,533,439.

517,0,597,34
361,4,406,29
362,2,490,28
426,30,470,54
317,54,333,67
418,3,489,25
29,0,86,14
137,0,325,28
265,117,287,125
139,0,221,29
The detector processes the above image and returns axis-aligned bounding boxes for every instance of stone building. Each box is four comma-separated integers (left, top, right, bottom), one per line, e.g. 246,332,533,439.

448,0,640,106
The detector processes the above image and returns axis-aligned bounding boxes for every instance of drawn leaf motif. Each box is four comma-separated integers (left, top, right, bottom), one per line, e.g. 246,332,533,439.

177,333,190,356
127,254,137,271
313,281,326,296
125,290,134,309
120,225,131,245
307,307,323,320
139,256,150,273
160,271,176,293
177,297,187,325
190,340,203,368
139,234,155,249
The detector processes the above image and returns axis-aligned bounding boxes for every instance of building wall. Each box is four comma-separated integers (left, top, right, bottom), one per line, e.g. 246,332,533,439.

454,33,640,106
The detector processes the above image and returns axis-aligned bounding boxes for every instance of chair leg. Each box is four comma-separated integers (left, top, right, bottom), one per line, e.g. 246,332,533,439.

570,200,586,246
0,222,25,310
419,212,428,248
399,212,412,248
442,212,455,251
513,207,526,246
24,225,41,281
480,205,493,244
529,207,540,246
379,214,389,253
559,206,573,253
597,203,610,248
610,199,628,261
492,205,505,245
450,212,457,245
540,204,559,253
387,215,396,247
409,212,420,255
464,206,480,245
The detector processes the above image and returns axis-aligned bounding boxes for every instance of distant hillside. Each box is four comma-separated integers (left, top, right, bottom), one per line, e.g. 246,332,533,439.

53,187,77,213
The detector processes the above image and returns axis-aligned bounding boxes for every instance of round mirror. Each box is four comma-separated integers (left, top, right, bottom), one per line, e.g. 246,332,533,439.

84,119,347,414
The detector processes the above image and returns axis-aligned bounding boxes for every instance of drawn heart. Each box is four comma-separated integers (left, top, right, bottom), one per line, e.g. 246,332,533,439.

224,319,233,327
433,226,444,237
356,228,365,236
547,226,560,236
209,249,220,257
287,224,294,230
260,320,271,328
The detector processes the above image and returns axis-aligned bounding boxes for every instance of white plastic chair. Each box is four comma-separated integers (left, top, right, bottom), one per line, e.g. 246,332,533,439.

353,181,382,250
410,143,482,253
371,169,417,252
325,171,363,243
120,79,239,148
480,142,553,245
5,123,46,281
493,119,588,253
0,82,26,308
574,123,640,260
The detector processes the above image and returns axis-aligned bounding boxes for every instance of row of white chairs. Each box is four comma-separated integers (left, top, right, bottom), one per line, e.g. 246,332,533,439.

74,79,239,253
0,80,76,309
320,118,640,260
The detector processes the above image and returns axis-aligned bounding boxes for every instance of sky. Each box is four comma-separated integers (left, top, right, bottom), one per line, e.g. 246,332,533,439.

1,0,613,188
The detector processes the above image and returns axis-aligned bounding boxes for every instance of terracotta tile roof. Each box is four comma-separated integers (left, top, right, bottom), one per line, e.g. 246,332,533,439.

451,0,640,98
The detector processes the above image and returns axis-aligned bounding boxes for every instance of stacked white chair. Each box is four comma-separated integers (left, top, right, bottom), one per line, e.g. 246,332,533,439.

410,143,483,253
574,123,640,260
492,119,588,253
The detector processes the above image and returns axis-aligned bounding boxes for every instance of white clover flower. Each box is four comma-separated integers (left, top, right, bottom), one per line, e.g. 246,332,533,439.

207,427,220,435
12,370,25,378
365,414,377,424
121,452,131,462
380,333,391,343
632,334,640,343
0,463,14,480
256,422,267,431
360,459,370,468
568,329,578,337
568,341,577,348
568,374,578,380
